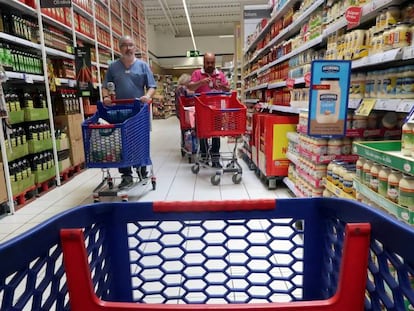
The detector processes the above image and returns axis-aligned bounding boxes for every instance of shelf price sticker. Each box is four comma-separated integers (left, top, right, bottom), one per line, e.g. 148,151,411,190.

345,6,362,29
355,98,376,116
23,74,34,84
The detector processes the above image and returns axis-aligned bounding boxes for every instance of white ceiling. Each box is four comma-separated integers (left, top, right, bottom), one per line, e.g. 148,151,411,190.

142,0,269,37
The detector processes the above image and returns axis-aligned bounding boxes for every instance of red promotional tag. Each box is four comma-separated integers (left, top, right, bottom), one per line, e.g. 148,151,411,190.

304,72,311,87
286,78,295,89
312,84,331,90
345,6,362,29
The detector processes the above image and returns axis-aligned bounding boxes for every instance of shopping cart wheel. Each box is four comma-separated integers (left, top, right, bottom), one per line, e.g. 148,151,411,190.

232,173,242,184
152,180,156,190
191,164,200,174
108,181,114,189
211,175,221,186
181,149,186,157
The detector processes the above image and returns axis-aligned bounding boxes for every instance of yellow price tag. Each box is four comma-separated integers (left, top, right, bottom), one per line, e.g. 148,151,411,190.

66,46,73,54
54,78,61,86
355,98,376,116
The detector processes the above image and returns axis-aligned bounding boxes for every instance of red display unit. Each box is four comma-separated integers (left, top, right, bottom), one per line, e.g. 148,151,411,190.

256,113,298,177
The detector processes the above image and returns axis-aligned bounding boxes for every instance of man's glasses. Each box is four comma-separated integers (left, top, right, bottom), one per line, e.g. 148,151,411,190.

120,43,135,48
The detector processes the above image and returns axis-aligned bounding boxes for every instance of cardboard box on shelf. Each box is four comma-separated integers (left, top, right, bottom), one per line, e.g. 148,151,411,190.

70,138,85,166
54,113,83,141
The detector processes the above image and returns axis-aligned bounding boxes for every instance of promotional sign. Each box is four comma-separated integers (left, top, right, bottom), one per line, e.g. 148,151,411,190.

40,0,71,8
308,60,351,137
345,6,362,29
75,47,93,96
186,50,200,57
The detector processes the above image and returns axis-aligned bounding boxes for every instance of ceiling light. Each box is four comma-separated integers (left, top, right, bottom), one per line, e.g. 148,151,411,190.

219,35,234,38
182,0,197,51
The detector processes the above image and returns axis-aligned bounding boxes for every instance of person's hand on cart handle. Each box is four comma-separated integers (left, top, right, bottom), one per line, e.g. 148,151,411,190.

103,96,114,106
139,95,152,104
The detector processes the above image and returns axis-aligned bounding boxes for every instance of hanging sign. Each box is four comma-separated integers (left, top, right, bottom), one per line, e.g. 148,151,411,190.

345,6,362,29
40,0,72,8
75,47,93,96
186,50,200,57
307,60,352,138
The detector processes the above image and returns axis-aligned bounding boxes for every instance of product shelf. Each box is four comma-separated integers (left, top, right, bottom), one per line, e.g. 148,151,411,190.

5,71,45,82
324,178,354,200
282,176,304,197
353,178,413,225
298,145,358,164
0,32,40,50
353,141,414,176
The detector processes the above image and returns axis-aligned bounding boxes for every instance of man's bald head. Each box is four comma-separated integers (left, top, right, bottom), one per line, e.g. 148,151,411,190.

203,52,216,74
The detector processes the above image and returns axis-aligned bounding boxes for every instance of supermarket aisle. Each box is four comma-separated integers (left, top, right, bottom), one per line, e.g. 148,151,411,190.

0,117,291,242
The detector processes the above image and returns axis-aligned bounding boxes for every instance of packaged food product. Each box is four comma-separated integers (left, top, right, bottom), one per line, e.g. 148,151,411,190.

327,138,343,155
343,170,356,195
398,174,414,209
401,122,414,156
387,170,402,203
363,159,373,186
356,157,365,180
378,166,391,197
370,163,381,192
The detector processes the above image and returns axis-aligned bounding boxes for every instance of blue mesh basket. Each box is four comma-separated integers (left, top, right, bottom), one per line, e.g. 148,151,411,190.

82,100,151,168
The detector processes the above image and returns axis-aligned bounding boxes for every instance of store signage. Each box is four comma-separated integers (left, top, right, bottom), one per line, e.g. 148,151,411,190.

345,6,362,29
75,47,93,94
304,72,311,87
243,8,271,19
307,60,351,138
40,0,72,8
286,78,295,89
186,50,200,57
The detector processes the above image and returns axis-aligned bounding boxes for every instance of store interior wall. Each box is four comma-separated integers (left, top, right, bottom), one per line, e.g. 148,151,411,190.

146,24,236,74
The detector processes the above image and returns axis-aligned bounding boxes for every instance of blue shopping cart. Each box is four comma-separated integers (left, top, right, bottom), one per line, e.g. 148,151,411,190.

82,99,156,201
1,198,414,310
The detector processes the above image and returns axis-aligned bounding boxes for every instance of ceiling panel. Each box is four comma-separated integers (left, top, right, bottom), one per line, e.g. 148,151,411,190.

142,0,269,37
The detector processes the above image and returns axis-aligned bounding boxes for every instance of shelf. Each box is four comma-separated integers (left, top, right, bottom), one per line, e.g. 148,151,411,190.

283,177,304,197
245,83,268,92
5,71,45,82
245,1,294,54
324,179,354,199
0,0,36,16
257,102,301,114
258,36,323,74
0,32,40,50
42,13,72,35
354,178,413,225
353,141,414,176
245,99,259,104
45,47,75,59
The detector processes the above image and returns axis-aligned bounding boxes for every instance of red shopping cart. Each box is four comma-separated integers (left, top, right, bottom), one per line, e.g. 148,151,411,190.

191,91,247,185
2,198,414,310
177,95,198,163
82,99,156,202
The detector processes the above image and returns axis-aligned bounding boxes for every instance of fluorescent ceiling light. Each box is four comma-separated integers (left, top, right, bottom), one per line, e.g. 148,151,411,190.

219,35,234,38
182,0,197,51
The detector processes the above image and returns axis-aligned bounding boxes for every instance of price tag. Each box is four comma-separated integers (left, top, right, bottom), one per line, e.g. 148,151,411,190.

402,46,414,60
23,74,34,84
355,98,376,116
348,98,361,109
345,6,362,29
68,79,76,88
399,100,414,113
54,78,61,86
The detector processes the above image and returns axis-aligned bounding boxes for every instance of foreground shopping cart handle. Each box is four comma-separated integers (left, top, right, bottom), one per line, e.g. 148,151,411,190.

60,217,370,311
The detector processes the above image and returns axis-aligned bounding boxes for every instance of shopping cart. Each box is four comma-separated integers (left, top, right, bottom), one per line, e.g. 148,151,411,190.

82,99,156,202
177,95,198,163
191,91,247,185
1,198,414,310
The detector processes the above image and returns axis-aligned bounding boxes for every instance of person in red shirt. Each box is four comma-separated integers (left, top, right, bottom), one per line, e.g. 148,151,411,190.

188,52,230,168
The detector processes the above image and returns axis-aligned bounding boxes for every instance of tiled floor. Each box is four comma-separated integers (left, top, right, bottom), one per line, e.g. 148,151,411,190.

0,116,292,243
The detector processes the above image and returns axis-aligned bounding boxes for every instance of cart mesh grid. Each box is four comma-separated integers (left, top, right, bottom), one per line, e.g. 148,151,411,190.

82,100,151,169
1,198,414,310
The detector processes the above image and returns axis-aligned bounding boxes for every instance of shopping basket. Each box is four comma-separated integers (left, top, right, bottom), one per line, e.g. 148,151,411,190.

194,91,246,138
178,95,197,130
82,99,151,168
1,198,414,310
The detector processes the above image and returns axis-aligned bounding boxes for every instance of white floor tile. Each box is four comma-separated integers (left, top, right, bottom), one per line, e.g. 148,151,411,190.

0,117,292,243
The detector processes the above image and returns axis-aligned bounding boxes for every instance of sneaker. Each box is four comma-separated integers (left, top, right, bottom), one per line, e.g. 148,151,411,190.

137,166,148,180
118,175,133,189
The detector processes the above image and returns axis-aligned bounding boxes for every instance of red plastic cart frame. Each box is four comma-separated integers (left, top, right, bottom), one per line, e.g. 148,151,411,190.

60,200,370,311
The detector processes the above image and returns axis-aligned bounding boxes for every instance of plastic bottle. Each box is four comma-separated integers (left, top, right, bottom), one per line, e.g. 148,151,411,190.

387,170,403,203
343,170,356,195
398,174,414,209
370,163,381,192
328,138,343,155
363,159,373,186
356,157,366,180
402,122,414,156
